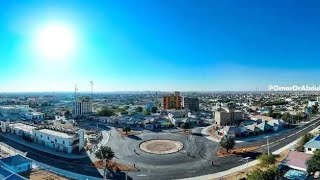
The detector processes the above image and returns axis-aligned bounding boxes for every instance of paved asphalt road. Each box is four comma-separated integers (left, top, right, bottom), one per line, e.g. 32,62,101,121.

0,117,320,180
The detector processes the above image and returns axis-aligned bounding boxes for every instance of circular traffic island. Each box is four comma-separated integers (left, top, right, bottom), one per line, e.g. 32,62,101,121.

140,139,184,155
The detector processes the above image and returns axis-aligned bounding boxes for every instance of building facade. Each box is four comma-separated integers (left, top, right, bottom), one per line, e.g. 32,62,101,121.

183,97,200,112
6,122,85,153
73,98,92,115
214,109,243,126
32,129,81,153
163,91,182,110
25,112,44,121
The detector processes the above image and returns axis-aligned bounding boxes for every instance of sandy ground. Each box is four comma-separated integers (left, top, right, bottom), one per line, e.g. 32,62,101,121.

26,169,69,180
140,139,183,154
93,160,136,171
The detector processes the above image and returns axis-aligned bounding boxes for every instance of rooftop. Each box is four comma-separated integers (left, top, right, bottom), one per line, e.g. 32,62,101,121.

283,151,312,171
9,123,36,134
284,169,307,180
0,155,32,167
250,115,274,121
38,129,75,139
0,166,27,180
304,135,320,149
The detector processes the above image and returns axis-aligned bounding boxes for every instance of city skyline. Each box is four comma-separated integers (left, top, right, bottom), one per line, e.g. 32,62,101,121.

1,0,320,92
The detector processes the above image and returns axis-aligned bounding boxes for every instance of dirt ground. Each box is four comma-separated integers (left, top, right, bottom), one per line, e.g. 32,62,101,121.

26,169,69,180
117,128,141,137
93,160,136,171
217,146,260,157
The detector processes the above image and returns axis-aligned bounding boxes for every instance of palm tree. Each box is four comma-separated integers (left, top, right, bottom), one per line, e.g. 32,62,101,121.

95,146,115,179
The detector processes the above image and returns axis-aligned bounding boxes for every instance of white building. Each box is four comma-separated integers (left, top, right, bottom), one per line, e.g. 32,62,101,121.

7,123,85,154
0,105,31,115
0,105,44,121
25,112,44,121
73,99,92,115
304,135,320,155
9,123,36,138
33,129,82,153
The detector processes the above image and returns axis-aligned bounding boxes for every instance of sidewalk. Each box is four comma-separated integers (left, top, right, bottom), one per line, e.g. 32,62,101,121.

0,133,88,159
90,129,110,154
201,125,220,142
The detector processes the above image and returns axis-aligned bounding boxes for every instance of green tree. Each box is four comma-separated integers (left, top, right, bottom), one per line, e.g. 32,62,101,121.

144,109,151,115
97,107,115,116
180,122,192,130
95,146,115,179
122,126,131,135
312,103,319,114
307,150,320,173
247,166,276,180
296,133,314,152
115,107,127,115
64,110,71,119
136,106,143,113
151,106,158,113
267,107,274,117
258,153,276,167
220,135,236,153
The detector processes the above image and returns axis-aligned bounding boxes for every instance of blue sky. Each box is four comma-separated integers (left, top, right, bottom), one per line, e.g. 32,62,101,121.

1,0,320,92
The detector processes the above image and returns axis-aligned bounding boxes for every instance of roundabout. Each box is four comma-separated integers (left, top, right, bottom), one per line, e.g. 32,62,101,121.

140,139,183,154
106,129,228,180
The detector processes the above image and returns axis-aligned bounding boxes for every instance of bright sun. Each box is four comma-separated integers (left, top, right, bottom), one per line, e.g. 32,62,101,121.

34,23,76,61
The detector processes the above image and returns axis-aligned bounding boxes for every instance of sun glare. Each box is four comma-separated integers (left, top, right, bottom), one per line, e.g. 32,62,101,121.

34,23,76,61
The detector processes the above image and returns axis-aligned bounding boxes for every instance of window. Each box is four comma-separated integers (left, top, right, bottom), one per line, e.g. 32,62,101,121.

40,135,42,138
63,141,65,144
55,139,57,142
47,137,49,140
308,148,312,151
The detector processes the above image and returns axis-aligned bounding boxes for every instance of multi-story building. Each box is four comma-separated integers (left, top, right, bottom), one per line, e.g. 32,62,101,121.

73,98,92,115
214,109,243,126
33,128,83,153
183,97,200,112
4,122,85,153
0,105,44,121
163,91,182,110
0,105,31,115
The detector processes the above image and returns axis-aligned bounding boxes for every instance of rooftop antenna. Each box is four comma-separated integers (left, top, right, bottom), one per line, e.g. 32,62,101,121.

90,81,94,99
